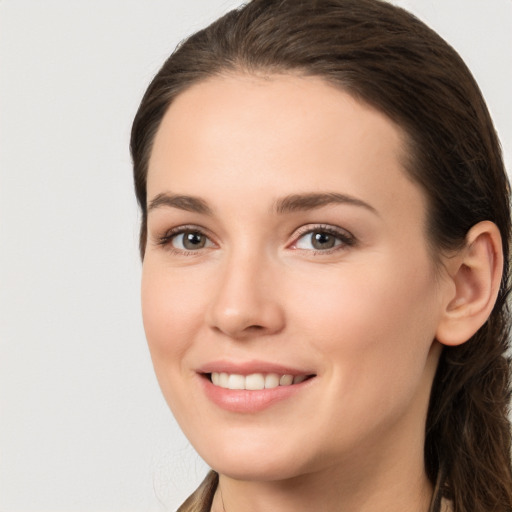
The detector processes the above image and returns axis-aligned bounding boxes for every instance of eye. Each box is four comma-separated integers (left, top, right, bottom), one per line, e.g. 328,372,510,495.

173,230,212,250
158,227,215,252
292,226,355,252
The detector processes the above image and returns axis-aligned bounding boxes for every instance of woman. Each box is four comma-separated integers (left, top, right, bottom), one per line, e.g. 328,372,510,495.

130,0,512,510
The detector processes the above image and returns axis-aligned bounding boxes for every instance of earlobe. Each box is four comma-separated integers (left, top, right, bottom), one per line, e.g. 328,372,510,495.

436,221,503,346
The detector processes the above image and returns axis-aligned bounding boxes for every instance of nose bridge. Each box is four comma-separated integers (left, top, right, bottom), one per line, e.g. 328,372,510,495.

207,242,284,338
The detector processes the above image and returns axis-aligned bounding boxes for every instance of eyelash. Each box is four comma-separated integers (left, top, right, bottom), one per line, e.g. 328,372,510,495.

156,224,356,255
157,225,215,255
290,224,356,254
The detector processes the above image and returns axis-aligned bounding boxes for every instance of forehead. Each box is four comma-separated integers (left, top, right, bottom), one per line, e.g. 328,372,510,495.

150,73,408,170
147,73,425,227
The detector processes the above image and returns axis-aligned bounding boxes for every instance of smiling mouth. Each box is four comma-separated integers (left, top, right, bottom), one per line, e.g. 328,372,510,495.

207,372,315,391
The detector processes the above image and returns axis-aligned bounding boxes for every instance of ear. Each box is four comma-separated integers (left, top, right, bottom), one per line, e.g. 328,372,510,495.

436,221,503,346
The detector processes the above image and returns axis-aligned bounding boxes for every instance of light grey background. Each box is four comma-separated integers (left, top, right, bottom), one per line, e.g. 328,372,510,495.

1,1,511,511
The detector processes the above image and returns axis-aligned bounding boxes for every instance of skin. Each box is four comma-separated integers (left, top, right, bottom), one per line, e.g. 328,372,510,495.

142,74,457,512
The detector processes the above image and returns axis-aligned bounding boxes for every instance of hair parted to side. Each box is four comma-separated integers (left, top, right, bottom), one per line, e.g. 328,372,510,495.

131,1,512,510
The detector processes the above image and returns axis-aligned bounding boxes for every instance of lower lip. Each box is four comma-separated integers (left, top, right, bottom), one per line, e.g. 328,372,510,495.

200,375,313,413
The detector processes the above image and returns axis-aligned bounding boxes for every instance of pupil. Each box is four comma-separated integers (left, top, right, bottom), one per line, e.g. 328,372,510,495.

184,231,205,249
312,232,335,249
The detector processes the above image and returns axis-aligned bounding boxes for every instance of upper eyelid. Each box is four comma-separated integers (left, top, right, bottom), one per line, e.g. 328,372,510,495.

288,224,356,249
154,224,215,244
162,224,211,236
290,223,354,239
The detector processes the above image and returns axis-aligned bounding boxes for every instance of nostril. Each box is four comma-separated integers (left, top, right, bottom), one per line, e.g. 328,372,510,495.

247,325,264,331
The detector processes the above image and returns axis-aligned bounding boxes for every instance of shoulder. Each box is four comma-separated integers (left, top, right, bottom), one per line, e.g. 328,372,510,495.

441,498,453,512
177,471,218,512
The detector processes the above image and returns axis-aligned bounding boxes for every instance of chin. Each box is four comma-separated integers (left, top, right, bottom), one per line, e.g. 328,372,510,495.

210,457,308,483
196,432,314,482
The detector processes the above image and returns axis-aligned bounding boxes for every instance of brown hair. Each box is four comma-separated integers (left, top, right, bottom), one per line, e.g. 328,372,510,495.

131,1,512,510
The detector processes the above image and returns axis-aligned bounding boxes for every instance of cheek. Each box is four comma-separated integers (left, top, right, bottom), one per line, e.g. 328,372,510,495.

289,255,440,393
140,262,215,425
141,263,205,367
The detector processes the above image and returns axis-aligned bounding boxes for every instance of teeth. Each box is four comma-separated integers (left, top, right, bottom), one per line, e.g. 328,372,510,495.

246,373,265,390
219,372,229,388
228,374,245,390
264,373,280,389
210,372,309,390
279,374,293,386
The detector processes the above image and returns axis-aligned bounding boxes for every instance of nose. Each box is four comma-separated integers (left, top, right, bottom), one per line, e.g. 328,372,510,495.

206,252,286,339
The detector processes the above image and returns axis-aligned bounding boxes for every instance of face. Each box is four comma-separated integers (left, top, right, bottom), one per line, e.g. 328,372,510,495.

142,74,448,482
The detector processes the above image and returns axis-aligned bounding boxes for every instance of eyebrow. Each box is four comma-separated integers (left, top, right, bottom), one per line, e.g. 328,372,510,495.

147,191,377,216
148,192,213,215
273,193,378,215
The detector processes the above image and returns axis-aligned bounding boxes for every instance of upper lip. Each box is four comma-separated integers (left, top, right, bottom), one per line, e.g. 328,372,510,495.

197,359,315,376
